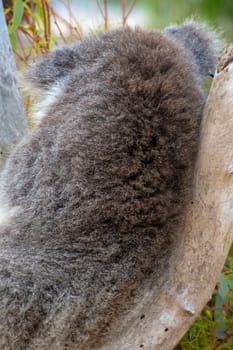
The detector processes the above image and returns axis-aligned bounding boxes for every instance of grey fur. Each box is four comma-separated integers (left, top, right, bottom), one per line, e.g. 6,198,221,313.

0,21,219,349
163,19,221,77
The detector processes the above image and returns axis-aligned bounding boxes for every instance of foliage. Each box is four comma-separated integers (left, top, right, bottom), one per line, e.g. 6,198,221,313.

4,0,82,65
4,1,233,349
177,245,233,350
111,0,233,40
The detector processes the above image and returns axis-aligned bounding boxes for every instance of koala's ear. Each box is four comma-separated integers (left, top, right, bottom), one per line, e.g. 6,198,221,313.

163,20,222,77
24,45,78,91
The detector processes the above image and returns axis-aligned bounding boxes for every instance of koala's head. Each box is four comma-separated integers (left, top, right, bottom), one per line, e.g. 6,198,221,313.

24,20,221,125
163,19,222,77
26,20,221,91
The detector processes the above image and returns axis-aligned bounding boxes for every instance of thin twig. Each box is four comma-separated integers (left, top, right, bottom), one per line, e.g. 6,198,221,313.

121,0,137,26
41,0,50,50
16,31,27,61
96,0,105,19
125,0,137,22
121,0,126,26
96,0,108,30
103,0,108,31
49,6,68,44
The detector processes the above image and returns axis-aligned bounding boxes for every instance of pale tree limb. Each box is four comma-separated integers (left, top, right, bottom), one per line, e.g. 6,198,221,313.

0,0,27,169
98,47,233,349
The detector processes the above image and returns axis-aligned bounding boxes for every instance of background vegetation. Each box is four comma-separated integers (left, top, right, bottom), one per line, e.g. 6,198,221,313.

3,1,233,349
131,0,233,39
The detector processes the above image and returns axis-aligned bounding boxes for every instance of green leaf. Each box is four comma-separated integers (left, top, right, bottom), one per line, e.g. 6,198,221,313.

11,0,24,32
218,275,229,301
214,307,227,340
9,30,17,51
225,275,233,290
8,0,24,50
215,294,224,310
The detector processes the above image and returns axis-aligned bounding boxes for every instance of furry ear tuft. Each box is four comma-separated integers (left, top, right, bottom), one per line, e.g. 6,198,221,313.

24,45,78,91
163,19,223,76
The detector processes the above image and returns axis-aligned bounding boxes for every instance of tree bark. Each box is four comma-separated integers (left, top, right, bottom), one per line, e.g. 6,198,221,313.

0,0,27,169
98,47,233,350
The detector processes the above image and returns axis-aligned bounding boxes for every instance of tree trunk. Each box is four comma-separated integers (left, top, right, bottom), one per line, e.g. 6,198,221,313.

0,0,27,169
98,46,233,350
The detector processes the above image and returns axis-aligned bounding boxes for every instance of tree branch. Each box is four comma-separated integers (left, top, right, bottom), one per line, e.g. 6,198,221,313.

0,0,27,169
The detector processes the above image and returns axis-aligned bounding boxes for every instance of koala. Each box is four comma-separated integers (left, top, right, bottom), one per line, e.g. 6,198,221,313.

0,20,220,349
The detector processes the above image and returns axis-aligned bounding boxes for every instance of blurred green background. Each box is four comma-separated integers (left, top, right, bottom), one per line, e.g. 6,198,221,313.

52,0,233,41
136,0,233,37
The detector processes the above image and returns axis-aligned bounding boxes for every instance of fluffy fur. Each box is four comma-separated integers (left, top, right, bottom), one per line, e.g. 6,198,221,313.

0,21,219,349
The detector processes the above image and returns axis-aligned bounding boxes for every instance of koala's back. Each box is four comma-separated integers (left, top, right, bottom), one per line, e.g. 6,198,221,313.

0,27,204,349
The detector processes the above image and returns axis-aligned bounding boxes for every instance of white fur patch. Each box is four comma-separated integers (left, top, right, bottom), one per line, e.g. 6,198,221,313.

0,205,18,226
32,83,63,125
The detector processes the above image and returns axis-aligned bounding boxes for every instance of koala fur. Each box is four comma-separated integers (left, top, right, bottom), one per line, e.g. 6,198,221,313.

0,20,219,349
